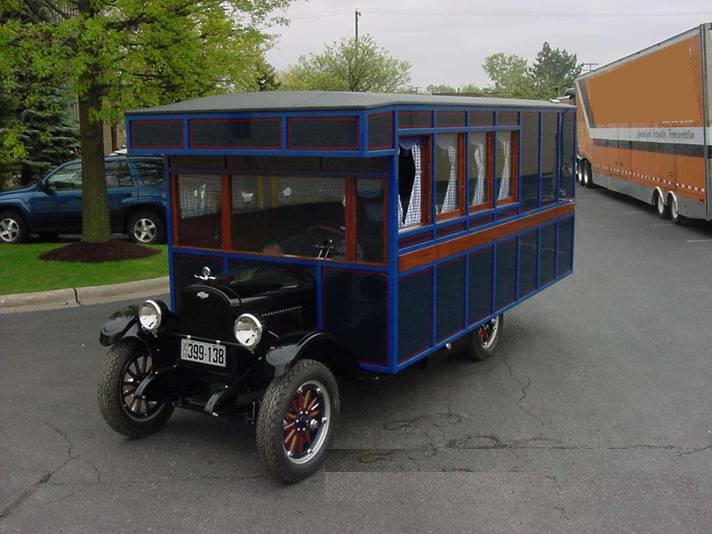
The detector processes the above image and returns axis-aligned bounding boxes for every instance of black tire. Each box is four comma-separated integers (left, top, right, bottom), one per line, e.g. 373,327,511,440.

0,210,28,244
97,340,174,438
576,159,584,184
127,209,165,244
256,359,339,483
669,195,684,225
654,191,669,219
468,315,504,361
583,161,594,188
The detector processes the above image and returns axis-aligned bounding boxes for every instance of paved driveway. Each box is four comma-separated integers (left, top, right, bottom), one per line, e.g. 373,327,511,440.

1,187,711,533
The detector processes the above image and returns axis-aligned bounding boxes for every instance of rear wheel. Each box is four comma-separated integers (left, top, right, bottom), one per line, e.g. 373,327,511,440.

468,315,504,361
128,210,165,244
582,161,593,188
576,159,584,184
256,359,339,483
0,211,27,244
655,191,669,219
669,195,684,225
97,340,174,438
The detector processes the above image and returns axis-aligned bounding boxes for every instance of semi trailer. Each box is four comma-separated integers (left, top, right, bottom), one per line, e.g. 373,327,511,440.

572,23,712,223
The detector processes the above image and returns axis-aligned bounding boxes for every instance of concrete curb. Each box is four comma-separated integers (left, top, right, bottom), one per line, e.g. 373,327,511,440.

0,276,169,314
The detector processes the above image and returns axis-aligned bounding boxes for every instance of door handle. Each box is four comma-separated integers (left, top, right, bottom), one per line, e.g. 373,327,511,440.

122,192,133,198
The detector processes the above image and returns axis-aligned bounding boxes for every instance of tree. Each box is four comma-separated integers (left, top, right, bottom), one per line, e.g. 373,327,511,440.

426,84,457,95
529,42,582,99
482,53,535,99
280,34,411,92
481,43,582,100
3,0,289,244
16,86,80,185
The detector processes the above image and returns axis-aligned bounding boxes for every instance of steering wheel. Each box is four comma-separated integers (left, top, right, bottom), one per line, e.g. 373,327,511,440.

304,225,346,259
304,225,344,236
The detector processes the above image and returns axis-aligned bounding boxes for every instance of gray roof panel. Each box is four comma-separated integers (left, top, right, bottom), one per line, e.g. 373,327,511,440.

129,91,573,115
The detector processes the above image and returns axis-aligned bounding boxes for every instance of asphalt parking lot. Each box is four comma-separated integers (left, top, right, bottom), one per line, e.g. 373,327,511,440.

1,186,712,533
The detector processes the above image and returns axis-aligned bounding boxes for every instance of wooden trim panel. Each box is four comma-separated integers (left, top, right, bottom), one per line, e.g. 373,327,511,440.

399,201,574,272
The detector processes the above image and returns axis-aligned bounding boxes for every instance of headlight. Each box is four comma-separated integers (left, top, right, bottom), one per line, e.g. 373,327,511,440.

234,313,262,348
138,300,162,333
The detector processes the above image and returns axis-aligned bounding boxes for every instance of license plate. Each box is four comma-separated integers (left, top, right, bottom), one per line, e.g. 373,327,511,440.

180,339,227,368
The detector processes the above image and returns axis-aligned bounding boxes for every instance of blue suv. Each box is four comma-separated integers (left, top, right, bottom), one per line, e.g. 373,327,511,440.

0,156,166,244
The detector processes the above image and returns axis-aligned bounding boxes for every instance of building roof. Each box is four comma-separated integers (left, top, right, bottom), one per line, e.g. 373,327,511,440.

129,91,573,115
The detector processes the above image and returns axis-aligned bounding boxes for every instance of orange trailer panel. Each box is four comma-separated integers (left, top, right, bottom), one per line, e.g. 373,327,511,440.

576,24,711,220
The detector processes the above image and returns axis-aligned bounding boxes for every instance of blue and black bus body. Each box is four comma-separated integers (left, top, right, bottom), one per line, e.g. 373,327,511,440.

125,92,576,376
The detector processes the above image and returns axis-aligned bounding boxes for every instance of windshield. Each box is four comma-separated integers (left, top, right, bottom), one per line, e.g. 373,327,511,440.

231,175,347,259
174,173,385,263
220,263,312,297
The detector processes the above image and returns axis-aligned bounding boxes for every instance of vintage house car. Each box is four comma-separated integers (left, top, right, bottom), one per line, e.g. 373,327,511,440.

97,91,576,482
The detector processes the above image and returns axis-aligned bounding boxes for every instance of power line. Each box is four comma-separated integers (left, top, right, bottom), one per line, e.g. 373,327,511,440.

287,9,710,21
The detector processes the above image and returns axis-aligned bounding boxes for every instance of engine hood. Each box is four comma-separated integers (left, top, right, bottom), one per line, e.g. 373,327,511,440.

0,183,37,198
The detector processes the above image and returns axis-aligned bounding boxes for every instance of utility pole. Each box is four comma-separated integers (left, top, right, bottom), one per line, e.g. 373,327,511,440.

354,9,361,44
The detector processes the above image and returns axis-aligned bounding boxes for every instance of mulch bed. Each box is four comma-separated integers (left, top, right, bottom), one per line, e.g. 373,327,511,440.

39,240,160,263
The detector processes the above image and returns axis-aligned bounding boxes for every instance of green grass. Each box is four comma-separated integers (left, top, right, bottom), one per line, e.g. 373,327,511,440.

0,243,168,295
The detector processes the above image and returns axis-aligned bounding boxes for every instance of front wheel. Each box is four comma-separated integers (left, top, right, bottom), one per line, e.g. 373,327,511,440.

97,340,174,438
256,359,339,483
468,315,504,361
0,211,27,244
655,191,669,219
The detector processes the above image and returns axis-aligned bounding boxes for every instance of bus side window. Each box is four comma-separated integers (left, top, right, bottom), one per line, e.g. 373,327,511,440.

398,138,430,229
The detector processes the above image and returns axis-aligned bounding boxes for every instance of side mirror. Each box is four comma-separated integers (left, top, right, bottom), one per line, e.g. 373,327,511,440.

39,180,52,194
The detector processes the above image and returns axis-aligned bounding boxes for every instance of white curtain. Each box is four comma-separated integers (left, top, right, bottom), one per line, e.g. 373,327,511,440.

398,143,423,228
440,142,458,213
471,134,486,206
497,134,511,200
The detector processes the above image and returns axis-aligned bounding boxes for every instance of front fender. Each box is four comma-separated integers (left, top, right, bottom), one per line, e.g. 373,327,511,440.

264,331,367,379
99,305,140,346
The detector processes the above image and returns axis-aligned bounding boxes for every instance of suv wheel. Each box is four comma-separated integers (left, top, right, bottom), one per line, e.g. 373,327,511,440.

0,211,27,244
128,210,165,244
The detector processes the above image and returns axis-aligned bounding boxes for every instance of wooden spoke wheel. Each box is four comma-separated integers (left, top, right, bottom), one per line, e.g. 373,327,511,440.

256,359,339,483
468,314,504,361
97,340,174,438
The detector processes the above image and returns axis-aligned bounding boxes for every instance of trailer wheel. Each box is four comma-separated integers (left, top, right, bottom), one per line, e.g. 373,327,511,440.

654,191,669,219
582,161,593,188
256,359,339,483
576,159,584,184
468,315,504,361
669,195,684,225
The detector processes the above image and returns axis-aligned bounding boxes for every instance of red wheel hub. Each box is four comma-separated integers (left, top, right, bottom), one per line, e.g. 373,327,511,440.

283,386,321,458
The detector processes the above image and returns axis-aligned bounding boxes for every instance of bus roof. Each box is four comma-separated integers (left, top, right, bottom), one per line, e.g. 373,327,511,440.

129,91,573,115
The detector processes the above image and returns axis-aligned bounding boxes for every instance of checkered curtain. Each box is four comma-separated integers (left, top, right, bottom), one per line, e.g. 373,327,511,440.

471,134,486,205
398,143,422,228
179,175,221,218
440,143,458,213
497,134,511,200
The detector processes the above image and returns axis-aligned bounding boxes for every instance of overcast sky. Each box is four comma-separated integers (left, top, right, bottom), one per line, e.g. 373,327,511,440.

265,0,711,90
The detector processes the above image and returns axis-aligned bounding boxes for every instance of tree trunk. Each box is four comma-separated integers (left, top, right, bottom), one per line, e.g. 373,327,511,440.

78,83,111,243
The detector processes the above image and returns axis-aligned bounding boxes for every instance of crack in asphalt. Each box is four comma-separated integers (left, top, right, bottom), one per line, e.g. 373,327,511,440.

360,414,711,469
0,423,99,521
499,352,546,426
